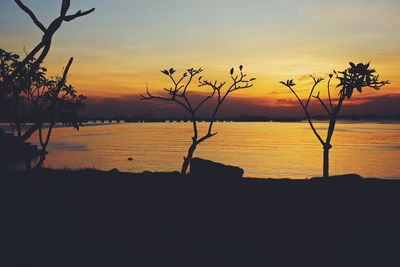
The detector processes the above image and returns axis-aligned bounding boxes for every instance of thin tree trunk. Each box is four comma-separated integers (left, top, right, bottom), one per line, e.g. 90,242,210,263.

35,155,46,169
21,122,41,142
324,111,340,179
181,143,196,175
39,123,54,150
323,146,330,178
35,123,54,169
16,123,22,138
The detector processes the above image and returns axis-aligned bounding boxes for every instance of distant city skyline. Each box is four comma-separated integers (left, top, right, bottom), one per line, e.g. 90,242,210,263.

1,0,399,116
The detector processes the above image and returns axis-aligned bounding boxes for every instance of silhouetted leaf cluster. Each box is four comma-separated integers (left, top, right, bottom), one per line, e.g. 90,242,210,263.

335,62,389,99
161,68,177,76
280,79,296,87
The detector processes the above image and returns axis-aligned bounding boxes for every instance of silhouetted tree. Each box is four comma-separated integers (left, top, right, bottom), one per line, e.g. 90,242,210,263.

142,66,255,174
0,52,85,166
281,62,389,178
0,0,94,141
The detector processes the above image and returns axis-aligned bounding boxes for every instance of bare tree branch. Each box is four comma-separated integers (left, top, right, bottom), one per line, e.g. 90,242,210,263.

327,75,334,112
194,90,216,112
313,92,332,115
60,57,73,86
305,76,323,109
280,81,325,146
141,84,191,113
15,0,46,32
196,132,218,145
13,0,94,74
64,8,96,21
60,0,70,17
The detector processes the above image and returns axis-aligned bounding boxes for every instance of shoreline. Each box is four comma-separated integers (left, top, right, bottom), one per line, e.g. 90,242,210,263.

2,168,400,181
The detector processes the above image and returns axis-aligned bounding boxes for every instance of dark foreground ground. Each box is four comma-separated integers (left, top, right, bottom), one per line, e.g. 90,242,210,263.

1,170,400,267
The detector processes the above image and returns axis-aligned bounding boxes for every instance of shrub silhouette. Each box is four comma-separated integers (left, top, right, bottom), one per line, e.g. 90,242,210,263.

281,62,389,178
142,66,255,174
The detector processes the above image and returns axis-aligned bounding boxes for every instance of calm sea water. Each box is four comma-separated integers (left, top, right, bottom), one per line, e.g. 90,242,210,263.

23,121,400,179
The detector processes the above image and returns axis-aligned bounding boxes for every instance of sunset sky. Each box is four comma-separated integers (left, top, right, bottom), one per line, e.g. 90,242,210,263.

1,0,399,116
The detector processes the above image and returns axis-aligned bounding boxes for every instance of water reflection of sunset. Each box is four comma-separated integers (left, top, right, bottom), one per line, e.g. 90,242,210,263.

31,122,400,179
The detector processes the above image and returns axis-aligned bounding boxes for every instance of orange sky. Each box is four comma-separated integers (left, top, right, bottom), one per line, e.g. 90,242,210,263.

1,0,399,116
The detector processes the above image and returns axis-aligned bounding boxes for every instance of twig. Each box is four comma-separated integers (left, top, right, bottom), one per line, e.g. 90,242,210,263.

313,92,332,115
